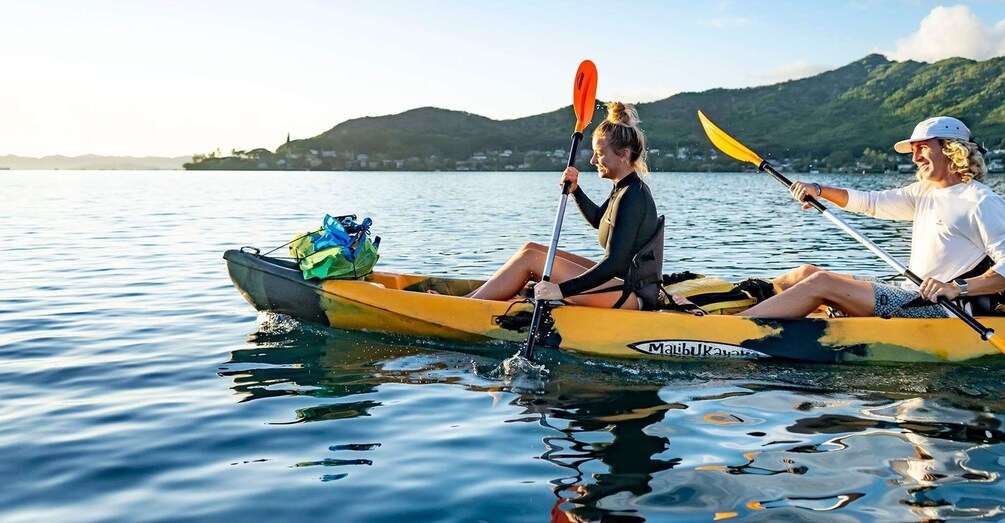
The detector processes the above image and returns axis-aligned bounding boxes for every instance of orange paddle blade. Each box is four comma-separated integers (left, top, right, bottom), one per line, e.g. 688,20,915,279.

697,110,764,166
573,60,598,132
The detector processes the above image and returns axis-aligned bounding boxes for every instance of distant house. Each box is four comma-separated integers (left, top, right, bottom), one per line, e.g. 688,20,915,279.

321,150,337,158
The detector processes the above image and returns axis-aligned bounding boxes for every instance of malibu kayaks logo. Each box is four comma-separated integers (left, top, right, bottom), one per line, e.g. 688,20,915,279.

628,340,768,359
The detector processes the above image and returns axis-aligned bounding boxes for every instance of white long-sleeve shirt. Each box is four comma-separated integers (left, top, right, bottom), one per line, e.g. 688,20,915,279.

844,180,1005,282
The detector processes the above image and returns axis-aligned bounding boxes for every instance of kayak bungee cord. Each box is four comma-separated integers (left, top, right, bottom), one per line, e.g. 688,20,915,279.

257,214,361,258
260,230,318,258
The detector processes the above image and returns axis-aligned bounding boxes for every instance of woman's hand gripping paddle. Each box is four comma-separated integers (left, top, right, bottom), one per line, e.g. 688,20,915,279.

697,110,1005,355
520,60,598,361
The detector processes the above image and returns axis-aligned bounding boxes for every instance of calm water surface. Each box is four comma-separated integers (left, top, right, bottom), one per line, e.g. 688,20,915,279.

3,170,1005,522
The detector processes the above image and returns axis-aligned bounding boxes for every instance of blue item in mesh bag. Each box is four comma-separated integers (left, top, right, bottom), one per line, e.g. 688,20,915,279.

313,215,373,261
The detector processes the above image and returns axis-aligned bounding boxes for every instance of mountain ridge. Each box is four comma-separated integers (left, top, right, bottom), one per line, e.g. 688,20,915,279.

179,53,1005,171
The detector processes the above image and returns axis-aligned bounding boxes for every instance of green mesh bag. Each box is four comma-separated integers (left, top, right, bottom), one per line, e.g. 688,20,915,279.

288,215,380,280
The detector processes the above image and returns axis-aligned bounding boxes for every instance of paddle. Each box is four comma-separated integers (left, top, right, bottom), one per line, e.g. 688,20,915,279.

697,110,1005,355
520,60,598,361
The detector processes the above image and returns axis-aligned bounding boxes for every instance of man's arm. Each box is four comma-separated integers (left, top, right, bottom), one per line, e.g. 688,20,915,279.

955,271,1005,297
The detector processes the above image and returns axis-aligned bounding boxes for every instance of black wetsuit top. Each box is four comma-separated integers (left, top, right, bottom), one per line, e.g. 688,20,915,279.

558,172,659,298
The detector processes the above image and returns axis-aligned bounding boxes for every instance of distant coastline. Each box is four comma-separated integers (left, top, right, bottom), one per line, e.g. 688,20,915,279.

0,154,188,170
3,154,1004,174
181,146,1005,175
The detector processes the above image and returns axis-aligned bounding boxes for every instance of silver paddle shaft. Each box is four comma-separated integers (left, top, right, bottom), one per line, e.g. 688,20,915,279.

819,209,909,274
541,191,570,282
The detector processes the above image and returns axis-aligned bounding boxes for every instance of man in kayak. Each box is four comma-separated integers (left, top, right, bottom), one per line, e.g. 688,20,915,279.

737,116,1005,318
463,101,663,310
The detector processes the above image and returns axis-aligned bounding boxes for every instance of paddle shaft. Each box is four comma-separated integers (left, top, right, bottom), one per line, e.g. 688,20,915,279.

541,133,584,277
522,131,584,359
759,160,1001,343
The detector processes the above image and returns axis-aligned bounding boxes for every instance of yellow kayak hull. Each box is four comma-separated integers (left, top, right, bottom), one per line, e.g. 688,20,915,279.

224,250,1005,363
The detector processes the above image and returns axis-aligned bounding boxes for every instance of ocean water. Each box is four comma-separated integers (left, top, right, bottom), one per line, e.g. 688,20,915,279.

2,169,1005,522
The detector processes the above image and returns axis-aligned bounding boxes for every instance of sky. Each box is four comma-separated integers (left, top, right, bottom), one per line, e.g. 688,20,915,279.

3,1,1005,158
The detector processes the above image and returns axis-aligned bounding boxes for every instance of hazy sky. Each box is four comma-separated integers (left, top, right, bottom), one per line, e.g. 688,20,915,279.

3,1,1005,157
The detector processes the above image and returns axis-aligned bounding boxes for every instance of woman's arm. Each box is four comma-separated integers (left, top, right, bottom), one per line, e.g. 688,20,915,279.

571,187,604,228
562,166,604,228
559,188,645,297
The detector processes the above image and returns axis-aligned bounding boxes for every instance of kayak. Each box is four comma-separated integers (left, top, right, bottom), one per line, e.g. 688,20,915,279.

224,249,1005,363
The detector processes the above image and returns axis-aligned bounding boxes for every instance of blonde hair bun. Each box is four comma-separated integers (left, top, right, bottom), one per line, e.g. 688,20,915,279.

605,102,640,127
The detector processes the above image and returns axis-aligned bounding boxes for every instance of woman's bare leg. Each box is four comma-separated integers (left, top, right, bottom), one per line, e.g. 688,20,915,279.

563,287,640,309
466,242,640,309
738,270,875,318
524,243,640,308
519,242,596,268
467,243,592,300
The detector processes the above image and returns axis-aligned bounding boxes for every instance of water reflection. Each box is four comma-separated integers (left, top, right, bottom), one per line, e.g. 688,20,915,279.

220,318,1005,521
545,389,1005,521
537,386,682,522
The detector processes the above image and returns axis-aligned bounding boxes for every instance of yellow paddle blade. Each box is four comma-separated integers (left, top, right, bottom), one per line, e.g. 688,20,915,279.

697,110,764,166
573,60,598,133
990,333,1005,354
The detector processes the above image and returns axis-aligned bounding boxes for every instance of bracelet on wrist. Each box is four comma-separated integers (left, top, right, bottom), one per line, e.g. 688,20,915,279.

812,183,822,197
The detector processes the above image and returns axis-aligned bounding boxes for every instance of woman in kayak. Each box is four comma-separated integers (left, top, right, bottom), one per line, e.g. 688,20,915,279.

464,101,661,309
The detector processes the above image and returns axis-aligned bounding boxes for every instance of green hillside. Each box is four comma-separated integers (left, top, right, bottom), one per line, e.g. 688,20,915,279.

186,54,1005,172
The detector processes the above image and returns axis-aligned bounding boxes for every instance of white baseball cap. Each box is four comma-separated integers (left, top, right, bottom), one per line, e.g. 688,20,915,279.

894,116,972,154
